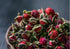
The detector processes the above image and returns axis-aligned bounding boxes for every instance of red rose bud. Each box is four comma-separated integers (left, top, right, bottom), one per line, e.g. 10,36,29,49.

58,19,64,24
39,18,47,25
19,41,26,45
9,33,13,36
57,46,62,49
58,35,67,43
15,16,23,23
49,16,53,20
45,7,55,16
38,9,43,13
33,25,42,34
55,25,59,28
49,29,58,39
65,40,70,49
27,46,34,49
66,36,70,40
25,24,32,30
22,34,29,39
16,47,19,49
39,37,47,45
29,21,34,26
31,10,39,18
29,18,37,25
55,13,58,18
36,35,39,39
49,16,57,22
43,48,46,49
49,40,56,47
24,13,31,20
9,36,16,41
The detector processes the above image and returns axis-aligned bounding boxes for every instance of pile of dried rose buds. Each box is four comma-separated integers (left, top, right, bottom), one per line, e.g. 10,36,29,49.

8,7,70,49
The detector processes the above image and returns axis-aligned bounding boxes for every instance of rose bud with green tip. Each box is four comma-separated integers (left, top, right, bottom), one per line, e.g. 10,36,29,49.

39,18,47,25
58,19,64,24
38,8,43,13
22,34,29,39
9,35,16,42
19,41,26,49
49,29,58,39
49,40,56,47
25,24,32,31
45,7,55,16
33,25,42,34
15,16,23,23
49,16,53,20
19,41,26,45
55,13,58,18
56,46,62,49
39,37,47,45
24,13,31,20
9,33,13,36
29,18,37,25
31,10,39,18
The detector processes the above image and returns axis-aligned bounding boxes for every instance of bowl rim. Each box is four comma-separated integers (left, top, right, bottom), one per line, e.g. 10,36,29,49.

5,26,15,49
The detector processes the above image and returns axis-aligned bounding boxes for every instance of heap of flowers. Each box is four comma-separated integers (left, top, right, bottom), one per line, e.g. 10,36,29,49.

8,7,69,49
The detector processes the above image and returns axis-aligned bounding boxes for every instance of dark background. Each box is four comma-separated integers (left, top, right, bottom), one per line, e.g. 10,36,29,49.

0,0,69,49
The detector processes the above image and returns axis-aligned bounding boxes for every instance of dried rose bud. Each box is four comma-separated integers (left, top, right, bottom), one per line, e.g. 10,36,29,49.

49,29,58,39
31,10,39,18
33,25,42,34
65,40,70,49
15,16,23,23
27,45,34,49
32,43,36,48
49,16,53,20
45,7,55,16
24,13,31,20
29,18,37,26
58,19,64,24
25,24,32,31
22,34,29,39
57,46,62,49
55,13,58,18
43,48,46,49
49,40,56,47
48,16,57,23
9,33,13,36
16,47,19,49
66,36,70,40
36,35,39,39
58,35,67,43
19,41,26,45
55,25,59,28
38,9,43,13
39,37,47,45
9,36,16,42
39,18,47,25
